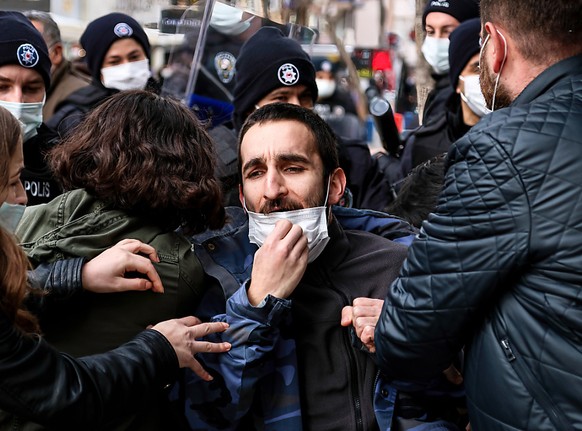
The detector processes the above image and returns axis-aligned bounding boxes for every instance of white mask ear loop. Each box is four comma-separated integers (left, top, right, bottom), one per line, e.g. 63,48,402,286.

491,30,507,111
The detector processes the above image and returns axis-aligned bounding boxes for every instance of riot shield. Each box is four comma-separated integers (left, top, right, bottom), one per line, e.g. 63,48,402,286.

160,0,317,128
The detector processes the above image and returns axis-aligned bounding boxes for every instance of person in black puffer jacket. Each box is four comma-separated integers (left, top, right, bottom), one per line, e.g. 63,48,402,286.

374,0,582,429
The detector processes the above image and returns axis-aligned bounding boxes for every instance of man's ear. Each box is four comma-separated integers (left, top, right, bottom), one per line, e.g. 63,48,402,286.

484,22,507,74
327,167,347,206
50,42,64,68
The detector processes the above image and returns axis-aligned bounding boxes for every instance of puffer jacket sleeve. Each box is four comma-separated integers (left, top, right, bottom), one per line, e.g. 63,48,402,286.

0,313,179,429
375,124,531,380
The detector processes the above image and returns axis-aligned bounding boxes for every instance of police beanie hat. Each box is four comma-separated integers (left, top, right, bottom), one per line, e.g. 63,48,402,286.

312,56,339,74
0,11,51,89
422,0,480,29
233,26,318,130
81,13,151,83
448,17,481,89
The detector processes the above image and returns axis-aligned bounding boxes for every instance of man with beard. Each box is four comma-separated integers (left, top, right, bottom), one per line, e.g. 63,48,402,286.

369,0,582,429
170,103,412,430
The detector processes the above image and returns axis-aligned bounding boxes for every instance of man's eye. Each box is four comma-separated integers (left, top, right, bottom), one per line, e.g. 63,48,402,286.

247,170,263,178
286,166,303,173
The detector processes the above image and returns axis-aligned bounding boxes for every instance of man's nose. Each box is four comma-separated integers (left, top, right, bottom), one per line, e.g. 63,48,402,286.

264,171,287,199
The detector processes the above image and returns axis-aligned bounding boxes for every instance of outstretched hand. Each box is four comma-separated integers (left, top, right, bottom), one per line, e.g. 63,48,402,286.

341,297,384,353
81,239,164,294
152,316,231,381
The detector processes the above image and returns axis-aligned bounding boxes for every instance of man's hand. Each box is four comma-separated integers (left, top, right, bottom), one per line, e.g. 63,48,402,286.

151,316,231,381
341,297,384,353
247,220,308,305
81,239,164,294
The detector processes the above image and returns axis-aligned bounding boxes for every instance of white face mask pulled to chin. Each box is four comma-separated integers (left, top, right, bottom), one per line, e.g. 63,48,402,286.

245,181,331,263
101,59,152,91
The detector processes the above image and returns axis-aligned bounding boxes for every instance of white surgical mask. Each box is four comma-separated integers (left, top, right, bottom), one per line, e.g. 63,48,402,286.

0,203,26,233
245,181,331,263
211,3,254,36
316,78,336,99
458,74,490,117
421,37,450,75
0,99,44,142
101,59,152,91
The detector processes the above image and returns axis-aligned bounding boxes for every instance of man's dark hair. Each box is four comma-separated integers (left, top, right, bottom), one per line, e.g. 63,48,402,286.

385,153,446,228
49,90,225,234
481,0,582,63
238,103,340,183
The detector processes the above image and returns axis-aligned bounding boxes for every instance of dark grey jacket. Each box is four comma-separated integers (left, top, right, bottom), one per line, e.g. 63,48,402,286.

375,54,582,430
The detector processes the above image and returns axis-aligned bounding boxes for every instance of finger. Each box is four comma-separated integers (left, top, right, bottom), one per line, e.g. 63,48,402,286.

117,239,160,263
125,255,164,293
175,316,203,326
360,325,375,345
271,219,295,239
116,277,155,292
186,357,214,381
443,365,463,385
340,306,354,327
192,340,232,354
190,321,230,337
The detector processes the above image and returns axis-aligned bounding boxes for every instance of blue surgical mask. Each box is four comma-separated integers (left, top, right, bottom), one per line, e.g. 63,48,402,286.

0,99,44,142
0,202,26,233
421,37,450,75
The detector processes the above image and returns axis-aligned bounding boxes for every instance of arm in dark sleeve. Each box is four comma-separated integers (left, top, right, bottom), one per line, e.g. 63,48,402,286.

0,313,179,429
375,129,530,380
26,258,87,314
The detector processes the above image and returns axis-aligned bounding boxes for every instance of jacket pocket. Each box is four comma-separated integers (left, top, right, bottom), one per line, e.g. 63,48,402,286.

498,336,574,431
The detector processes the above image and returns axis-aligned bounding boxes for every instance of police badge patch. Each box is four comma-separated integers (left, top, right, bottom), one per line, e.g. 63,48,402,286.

278,63,299,86
214,51,236,84
17,43,39,68
114,22,134,38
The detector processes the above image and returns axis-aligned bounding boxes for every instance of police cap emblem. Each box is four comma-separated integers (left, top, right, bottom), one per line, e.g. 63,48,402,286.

114,22,134,38
17,43,39,68
214,51,236,84
278,63,300,86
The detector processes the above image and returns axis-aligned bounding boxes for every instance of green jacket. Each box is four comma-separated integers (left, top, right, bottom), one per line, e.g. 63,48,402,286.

16,188,204,357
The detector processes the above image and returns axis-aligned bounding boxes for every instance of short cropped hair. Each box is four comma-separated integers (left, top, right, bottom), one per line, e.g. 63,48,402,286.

23,10,61,46
238,103,340,184
481,0,582,63
49,90,225,234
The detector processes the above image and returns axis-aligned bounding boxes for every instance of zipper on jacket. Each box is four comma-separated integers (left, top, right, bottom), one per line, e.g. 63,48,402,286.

498,336,573,431
322,270,365,431
500,338,516,361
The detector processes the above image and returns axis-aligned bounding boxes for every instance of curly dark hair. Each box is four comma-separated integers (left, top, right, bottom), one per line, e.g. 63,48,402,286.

49,90,225,234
